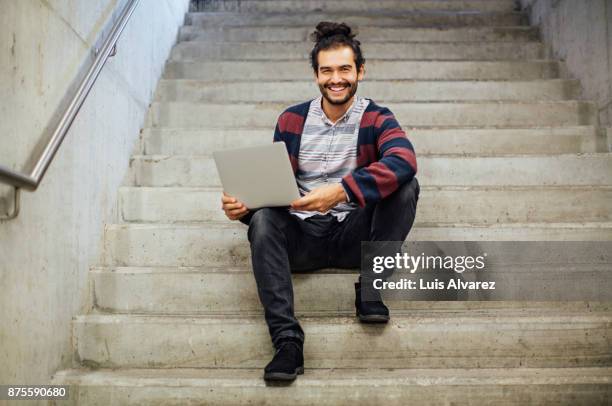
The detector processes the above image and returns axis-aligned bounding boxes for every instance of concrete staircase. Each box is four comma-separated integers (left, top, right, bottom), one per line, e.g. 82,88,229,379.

52,0,612,404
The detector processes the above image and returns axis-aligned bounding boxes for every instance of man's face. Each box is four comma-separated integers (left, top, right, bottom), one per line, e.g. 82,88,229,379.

315,46,365,106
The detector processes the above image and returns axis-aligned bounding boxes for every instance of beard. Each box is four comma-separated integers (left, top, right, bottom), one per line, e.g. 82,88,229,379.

319,80,359,106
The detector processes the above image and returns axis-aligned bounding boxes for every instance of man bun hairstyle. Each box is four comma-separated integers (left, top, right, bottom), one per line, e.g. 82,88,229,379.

310,22,365,73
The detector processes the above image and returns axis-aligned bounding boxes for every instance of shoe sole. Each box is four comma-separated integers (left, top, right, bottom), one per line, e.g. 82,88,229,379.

264,366,304,382
358,314,390,323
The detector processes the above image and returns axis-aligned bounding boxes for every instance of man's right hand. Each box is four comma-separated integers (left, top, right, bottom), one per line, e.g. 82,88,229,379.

221,192,250,221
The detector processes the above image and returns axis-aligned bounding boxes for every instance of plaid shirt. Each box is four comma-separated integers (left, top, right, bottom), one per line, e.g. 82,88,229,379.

289,95,370,221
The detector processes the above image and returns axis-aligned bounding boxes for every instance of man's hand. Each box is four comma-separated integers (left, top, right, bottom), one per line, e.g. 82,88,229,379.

221,192,250,221
290,183,348,213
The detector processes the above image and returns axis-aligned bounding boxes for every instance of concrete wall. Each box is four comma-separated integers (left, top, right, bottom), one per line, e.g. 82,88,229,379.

519,0,612,149
0,0,189,397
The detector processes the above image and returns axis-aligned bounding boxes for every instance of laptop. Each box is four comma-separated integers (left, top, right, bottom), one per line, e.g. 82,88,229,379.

213,142,301,209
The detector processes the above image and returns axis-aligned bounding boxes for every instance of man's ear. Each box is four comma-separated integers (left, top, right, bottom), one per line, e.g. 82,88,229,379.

357,64,365,81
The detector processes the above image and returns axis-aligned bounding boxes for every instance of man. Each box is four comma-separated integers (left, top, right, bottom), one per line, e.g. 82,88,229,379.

221,22,419,382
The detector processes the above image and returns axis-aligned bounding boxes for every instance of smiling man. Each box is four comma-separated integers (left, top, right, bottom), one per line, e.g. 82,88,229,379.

221,22,419,382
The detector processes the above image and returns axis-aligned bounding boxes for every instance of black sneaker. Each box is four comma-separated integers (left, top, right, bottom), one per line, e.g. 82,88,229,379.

263,337,304,381
355,277,390,323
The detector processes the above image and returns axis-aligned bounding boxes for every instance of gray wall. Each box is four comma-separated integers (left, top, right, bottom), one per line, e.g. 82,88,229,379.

520,0,612,147
0,0,189,396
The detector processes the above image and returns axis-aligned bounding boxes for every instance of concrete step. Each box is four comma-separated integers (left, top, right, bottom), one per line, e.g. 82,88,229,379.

102,222,612,268
146,101,597,128
126,154,612,188
155,79,579,103
192,0,520,13
72,312,612,369
91,266,612,314
140,127,599,155
50,367,612,405
163,60,562,81
169,41,543,61
185,11,526,28
118,186,612,224
178,25,539,42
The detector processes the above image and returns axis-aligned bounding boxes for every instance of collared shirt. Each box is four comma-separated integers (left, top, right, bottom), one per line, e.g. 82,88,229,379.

289,94,370,222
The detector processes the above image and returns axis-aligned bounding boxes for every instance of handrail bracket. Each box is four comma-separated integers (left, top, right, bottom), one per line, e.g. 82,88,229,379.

0,187,21,222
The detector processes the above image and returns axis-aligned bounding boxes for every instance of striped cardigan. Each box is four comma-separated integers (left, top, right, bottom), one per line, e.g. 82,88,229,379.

274,99,418,207
238,99,417,225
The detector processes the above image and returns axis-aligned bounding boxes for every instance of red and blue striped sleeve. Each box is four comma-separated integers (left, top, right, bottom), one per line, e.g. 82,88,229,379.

341,108,417,207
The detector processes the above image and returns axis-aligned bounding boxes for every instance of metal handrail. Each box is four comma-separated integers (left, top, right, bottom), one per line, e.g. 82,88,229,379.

0,0,140,220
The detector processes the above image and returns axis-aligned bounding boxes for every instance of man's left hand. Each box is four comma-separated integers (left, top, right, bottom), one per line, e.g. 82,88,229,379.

291,183,348,213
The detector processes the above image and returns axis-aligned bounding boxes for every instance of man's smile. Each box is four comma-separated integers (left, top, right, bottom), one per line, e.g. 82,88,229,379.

327,83,350,94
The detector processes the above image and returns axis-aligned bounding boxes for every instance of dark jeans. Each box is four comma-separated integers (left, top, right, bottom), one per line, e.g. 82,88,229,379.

243,177,420,349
